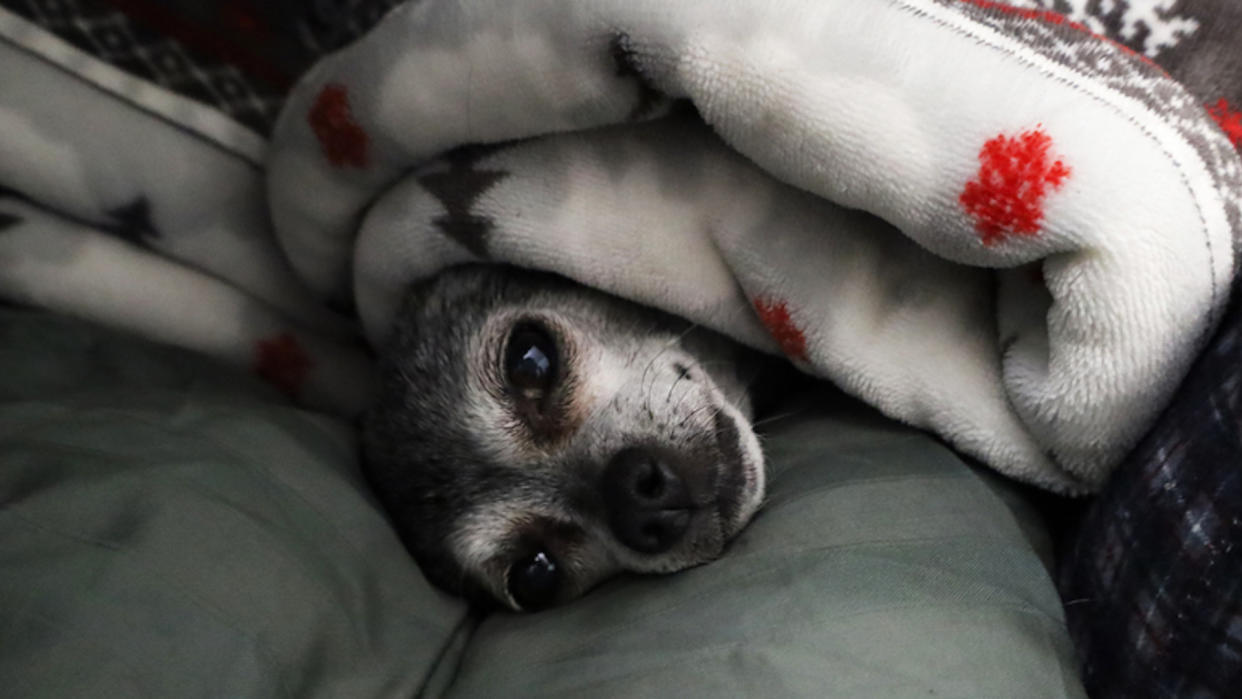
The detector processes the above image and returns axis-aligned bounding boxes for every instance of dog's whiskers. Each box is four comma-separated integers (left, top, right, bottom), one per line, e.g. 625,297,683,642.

595,319,680,416
677,402,716,430
639,322,700,397
751,409,805,430
636,323,700,421
665,370,689,404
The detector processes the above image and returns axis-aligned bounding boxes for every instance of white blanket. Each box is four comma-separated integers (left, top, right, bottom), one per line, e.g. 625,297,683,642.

267,0,1241,492
2,0,1239,493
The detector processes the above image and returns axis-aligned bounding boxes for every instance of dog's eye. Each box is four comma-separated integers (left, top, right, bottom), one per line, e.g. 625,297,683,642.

506,550,560,611
504,323,558,396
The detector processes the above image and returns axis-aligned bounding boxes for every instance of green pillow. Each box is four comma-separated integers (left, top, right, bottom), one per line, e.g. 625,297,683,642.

449,393,1084,697
0,310,468,697
0,310,1084,697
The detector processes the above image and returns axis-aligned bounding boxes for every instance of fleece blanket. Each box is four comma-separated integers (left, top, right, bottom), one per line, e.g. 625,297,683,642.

268,0,1242,492
3,1,1241,493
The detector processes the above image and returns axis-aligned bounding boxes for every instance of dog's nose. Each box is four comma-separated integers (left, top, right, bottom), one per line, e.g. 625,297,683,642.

601,447,692,553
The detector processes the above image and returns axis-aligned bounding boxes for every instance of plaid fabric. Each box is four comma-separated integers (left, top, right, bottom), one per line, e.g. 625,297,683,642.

1045,1,1242,696
1058,279,1242,698
1,0,403,134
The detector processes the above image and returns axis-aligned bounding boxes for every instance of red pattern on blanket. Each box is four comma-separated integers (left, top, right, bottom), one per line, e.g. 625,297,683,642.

253,332,313,397
960,128,1070,246
309,84,370,169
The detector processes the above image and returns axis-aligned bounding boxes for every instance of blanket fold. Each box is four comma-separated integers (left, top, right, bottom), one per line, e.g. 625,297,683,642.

267,0,1241,491
0,8,374,413
2,0,1240,492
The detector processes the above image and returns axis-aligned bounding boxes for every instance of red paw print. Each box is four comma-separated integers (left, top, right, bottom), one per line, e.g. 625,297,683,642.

753,297,808,362
960,128,1071,246
308,84,369,169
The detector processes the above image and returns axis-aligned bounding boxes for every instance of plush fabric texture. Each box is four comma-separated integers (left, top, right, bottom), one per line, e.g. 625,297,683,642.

2,1,1239,491
262,0,1239,493
0,308,1085,697
0,2,375,414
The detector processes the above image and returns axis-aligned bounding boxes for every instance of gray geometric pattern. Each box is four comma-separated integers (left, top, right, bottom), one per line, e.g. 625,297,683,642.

1013,0,1202,59
416,144,512,258
6,0,283,133
2,0,407,135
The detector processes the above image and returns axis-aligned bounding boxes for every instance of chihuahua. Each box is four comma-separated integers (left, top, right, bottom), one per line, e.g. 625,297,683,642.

361,264,772,611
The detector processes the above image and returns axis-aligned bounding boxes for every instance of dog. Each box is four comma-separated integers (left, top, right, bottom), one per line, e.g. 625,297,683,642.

361,264,781,611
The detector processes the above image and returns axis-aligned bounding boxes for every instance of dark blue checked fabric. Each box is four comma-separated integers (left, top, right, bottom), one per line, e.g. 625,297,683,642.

1058,276,1242,698
1047,1,1242,694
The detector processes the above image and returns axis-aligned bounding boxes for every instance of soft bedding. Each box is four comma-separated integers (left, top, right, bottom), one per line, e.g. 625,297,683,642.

2,2,1240,694
0,307,1083,697
3,0,1240,493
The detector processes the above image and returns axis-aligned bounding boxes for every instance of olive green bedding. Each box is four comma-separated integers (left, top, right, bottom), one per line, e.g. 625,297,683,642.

0,309,1083,697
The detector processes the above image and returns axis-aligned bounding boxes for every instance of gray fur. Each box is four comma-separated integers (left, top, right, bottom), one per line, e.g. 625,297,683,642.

361,264,765,610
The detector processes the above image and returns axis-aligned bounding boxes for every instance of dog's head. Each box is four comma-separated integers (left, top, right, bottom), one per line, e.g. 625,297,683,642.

361,265,765,611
